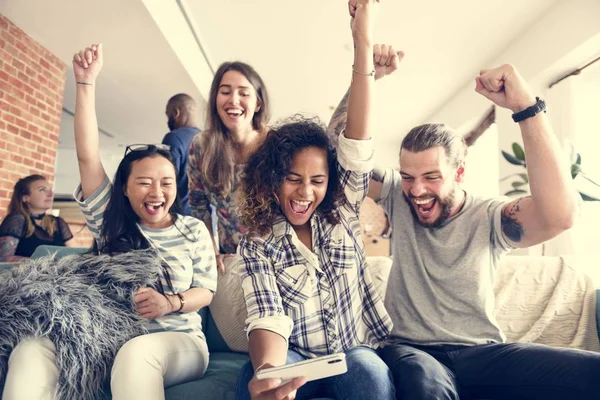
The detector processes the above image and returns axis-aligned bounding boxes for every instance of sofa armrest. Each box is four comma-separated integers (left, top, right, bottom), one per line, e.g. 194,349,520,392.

0,262,21,272
31,245,88,259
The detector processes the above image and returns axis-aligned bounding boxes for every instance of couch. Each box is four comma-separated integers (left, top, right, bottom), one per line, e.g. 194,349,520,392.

1,246,598,400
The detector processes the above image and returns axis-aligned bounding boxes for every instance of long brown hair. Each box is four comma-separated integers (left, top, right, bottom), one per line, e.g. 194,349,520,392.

197,61,270,197
8,174,57,237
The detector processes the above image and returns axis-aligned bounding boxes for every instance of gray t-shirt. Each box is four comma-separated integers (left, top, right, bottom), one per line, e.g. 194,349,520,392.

378,168,514,346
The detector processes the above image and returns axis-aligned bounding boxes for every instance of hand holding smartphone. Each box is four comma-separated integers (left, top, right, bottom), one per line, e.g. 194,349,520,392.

255,353,347,383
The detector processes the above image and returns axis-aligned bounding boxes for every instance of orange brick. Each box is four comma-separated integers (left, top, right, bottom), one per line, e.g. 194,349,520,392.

0,17,9,30
15,118,27,129
11,58,25,72
0,30,15,46
9,106,21,117
8,25,23,40
3,114,15,124
0,80,10,93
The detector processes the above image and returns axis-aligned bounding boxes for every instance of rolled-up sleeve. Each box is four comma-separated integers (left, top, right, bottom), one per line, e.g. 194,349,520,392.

237,236,293,342
336,132,374,212
336,131,374,174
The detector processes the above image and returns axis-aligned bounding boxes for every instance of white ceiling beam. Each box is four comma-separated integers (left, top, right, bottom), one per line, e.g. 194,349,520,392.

140,0,214,102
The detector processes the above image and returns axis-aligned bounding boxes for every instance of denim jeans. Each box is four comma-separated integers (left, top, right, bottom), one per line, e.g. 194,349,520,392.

236,346,395,400
379,342,600,400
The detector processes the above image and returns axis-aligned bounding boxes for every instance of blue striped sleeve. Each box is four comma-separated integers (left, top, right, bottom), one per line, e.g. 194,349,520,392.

73,178,112,241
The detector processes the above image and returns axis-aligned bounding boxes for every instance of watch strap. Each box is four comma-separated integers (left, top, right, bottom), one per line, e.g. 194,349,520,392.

511,97,546,123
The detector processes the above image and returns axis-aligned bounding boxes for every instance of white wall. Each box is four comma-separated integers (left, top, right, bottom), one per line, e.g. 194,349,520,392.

429,0,600,196
54,111,123,195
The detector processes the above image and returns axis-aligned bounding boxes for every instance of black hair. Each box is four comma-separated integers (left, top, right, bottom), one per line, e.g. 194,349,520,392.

93,145,184,294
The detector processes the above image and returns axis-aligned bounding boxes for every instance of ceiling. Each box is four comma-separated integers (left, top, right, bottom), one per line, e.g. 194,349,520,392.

1,0,562,165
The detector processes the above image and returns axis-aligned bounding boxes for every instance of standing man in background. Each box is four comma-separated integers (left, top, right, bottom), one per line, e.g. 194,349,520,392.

162,93,201,215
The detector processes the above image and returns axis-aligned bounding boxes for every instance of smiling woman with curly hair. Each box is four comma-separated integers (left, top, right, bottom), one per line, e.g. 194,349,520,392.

237,116,344,237
234,2,399,399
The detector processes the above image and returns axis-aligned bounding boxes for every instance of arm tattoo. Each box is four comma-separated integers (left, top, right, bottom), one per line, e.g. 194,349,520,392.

501,197,527,242
0,236,26,262
327,88,350,141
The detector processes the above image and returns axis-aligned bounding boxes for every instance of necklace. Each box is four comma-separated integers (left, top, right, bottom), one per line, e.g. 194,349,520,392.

30,213,46,220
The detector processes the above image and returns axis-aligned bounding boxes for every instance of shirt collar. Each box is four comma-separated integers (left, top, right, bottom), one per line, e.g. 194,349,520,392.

271,211,322,240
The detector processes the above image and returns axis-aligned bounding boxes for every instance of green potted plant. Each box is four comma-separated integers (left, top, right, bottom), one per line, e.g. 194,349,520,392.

501,142,600,201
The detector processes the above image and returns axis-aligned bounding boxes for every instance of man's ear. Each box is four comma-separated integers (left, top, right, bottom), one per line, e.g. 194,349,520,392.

455,161,465,183
174,108,181,119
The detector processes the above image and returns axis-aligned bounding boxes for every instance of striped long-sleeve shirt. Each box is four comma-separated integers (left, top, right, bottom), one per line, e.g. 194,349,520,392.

74,178,217,338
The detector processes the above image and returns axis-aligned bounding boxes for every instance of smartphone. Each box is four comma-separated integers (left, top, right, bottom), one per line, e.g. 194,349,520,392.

255,353,347,383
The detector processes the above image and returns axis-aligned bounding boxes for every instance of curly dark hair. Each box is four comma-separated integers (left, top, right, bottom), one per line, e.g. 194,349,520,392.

238,115,344,237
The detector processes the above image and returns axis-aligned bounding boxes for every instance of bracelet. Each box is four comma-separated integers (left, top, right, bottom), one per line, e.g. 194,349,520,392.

76,81,93,86
352,65,375,77
174,292,185,312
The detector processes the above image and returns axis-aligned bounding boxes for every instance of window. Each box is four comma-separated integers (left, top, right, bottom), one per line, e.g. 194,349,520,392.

571,62,600,284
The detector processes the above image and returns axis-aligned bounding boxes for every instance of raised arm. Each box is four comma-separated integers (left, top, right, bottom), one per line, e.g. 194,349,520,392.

328,44,403,202
344,0,379,141
475,64,579,248
328,44,403,141
72,44,108,200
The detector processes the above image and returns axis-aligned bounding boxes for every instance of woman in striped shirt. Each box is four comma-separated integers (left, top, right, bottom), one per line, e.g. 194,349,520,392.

2,44,217,400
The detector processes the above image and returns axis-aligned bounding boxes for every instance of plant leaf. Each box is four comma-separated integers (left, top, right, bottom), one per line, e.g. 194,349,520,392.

571,164,582,179
502,151,526,166
580,192,600,201
518,173,529,183
512,143,526,161
505,189,528,196
512,181,527,188
575,153,582,166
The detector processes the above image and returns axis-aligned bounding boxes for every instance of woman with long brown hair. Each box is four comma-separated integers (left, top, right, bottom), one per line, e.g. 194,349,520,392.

187,61,270,273
0,175,74,262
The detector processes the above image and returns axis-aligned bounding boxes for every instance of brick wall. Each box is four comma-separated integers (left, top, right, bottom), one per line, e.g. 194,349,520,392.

0,14,66,220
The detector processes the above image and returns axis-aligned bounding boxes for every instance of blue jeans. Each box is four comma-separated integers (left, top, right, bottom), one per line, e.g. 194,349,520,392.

236,346,395,400
379,342,600,400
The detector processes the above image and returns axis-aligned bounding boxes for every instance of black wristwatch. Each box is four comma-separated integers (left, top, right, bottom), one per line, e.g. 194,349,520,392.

511,97,546,123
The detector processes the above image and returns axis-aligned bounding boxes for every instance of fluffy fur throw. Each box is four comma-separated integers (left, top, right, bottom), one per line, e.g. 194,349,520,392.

0,250,164,400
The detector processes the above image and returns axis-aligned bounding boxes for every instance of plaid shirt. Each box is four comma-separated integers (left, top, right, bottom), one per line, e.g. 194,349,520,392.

238,134,392,358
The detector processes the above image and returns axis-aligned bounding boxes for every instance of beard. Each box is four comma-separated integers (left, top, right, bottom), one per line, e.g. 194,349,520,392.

167,116,177,131
403,189,456,228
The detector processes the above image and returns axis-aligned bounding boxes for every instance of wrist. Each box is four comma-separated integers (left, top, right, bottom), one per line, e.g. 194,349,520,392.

165,294,177,313
510,96,537,114
75,79,96,88
352,37,373,50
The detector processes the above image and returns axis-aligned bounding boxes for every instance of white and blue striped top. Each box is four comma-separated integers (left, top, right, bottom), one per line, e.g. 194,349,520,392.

73,177,217,338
